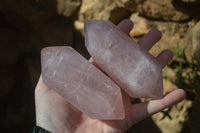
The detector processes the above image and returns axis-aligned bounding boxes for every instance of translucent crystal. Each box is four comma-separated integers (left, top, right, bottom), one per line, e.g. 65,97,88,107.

41,46,125,120
84,20,163,98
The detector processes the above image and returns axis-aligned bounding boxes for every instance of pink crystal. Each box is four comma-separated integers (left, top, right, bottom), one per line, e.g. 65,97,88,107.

41,46,125,120
84,20,163,98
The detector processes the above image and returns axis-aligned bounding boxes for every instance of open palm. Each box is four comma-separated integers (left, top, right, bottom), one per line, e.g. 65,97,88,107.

35,19,186,133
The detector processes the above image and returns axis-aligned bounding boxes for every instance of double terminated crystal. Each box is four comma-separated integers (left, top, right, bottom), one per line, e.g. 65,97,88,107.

41,20,164,120
41,47,124,120
84,20,163,98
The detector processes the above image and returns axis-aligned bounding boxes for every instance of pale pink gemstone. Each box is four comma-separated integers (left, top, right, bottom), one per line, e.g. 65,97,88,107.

84,20,163,98
41,46,125,120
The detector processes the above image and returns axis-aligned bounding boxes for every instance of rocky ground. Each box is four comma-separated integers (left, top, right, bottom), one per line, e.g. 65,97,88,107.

0,0,200,132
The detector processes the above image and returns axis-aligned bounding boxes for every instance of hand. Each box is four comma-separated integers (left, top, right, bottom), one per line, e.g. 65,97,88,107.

35,19,186,133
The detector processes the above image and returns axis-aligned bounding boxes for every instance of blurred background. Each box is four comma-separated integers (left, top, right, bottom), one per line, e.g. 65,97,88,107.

1,0,200,132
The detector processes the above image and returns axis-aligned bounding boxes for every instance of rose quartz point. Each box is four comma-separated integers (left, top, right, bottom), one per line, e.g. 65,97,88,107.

84,20,163,99
41,46,125,120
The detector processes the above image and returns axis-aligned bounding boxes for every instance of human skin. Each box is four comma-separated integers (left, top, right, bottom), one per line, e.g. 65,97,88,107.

35,19,186,133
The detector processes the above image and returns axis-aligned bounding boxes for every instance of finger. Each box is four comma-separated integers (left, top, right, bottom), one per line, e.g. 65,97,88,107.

156,50,173,68
146,89,186,115
125,89,186,127
117,19,134,35
138,29,162,51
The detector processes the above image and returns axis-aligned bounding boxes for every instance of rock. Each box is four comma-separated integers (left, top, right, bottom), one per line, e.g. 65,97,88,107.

85,20,163,98
74,20,84,31
163,66,177,93
176,20,196,64
148,20,188,57
74,20,84,35
41,46,124,120
184,31,195,64
129,13,149,38
137,0,190,22
78,0,130,24
57,0,81,18
118,0,144,12
192,21,200,66
122,0,190,22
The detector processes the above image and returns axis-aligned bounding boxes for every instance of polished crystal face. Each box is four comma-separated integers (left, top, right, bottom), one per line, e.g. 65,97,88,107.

84,20,163,99
41,46,125,120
